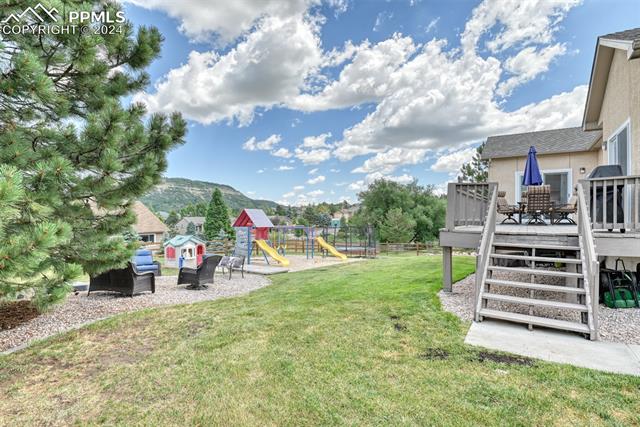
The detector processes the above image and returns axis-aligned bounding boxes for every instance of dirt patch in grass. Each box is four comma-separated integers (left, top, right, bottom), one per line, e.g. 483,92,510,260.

393,322,407,332
476,351,534,366
0,301,39,331
418,348,449,360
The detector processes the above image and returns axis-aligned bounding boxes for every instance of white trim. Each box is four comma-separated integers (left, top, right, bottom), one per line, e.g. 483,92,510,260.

606,118,631,174
515,168,573,203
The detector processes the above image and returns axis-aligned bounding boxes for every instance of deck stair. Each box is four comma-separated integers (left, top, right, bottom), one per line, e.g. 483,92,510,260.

475,235,596,338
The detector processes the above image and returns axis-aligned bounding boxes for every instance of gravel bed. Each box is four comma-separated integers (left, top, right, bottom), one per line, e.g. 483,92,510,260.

0,274,270,353
439,271,640,345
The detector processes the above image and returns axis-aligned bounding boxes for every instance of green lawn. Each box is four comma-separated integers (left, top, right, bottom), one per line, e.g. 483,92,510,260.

1,256,639,425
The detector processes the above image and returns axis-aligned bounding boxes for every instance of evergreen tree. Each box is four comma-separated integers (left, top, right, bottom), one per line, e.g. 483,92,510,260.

203,189,233,240
459,142,489,183
379,208,416,243
186,222,196,235
165,210,180,227
0,2,186,309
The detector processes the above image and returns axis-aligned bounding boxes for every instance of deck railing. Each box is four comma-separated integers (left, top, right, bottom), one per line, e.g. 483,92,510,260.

577,182,599,340
580,176,640,232
474,185,498,319
445,182,498,229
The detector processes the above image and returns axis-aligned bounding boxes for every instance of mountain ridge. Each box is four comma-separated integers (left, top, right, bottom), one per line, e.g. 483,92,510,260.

140,177,279,214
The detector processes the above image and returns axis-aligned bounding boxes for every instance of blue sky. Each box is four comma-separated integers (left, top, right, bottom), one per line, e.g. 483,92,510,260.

123,0,639,205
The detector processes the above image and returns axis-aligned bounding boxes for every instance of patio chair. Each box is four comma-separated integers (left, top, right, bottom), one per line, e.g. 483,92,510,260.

88,263,155,297
496,191,519,224
218,255,246,279
526,185,551,225
552,191,578,224
131,249,162,276
178,254,222,290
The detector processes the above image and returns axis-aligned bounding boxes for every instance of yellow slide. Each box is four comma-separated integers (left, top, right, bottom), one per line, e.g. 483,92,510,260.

316,236,347,260
255,239,290,267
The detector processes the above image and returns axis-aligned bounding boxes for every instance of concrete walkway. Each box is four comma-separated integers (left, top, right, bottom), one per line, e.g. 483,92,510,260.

465,320,640,376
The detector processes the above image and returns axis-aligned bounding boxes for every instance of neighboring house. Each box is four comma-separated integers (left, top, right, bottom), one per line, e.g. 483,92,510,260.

176,216,205,234
132,201,169,243
269,215,292,226
483,28,640,204
332,206,358,222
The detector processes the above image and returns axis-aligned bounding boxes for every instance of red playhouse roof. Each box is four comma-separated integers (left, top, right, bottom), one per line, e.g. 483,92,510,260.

233,209,274,228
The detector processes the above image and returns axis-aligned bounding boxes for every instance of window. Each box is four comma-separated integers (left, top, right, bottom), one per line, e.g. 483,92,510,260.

140,234,155,243
516,169,571,205
607,121,630,175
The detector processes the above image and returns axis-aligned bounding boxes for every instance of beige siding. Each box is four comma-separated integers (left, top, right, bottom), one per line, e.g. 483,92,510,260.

598,49,640,173
487,151,600,201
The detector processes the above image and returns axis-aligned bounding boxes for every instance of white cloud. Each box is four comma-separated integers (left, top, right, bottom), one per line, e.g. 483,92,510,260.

307,189,324,197
497,43,567,96
348,172,415,192
330,168,340,173
302,132,332,148
308,168,319,175
276,165,295,171
430,147,477,173
425,17,440,33
294,147,332,164
271,147,293,158
460,0,581,53
125,0,344,44
257,169,265,174
243,134,282,151
307,175,326,185
293,185,305,191
290,34,418,111
352,147,427,174
134,15,324,126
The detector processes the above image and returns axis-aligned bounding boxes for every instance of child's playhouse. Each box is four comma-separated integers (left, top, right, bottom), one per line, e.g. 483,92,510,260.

163,235,206,268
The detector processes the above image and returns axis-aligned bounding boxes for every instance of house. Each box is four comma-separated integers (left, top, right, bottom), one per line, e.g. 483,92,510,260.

176,216,205,234
483,127,602,205
269,215,292,226
332,206,358,222
132,201,168,244
483,28,640,203
439,28,640,340
163,235,206,269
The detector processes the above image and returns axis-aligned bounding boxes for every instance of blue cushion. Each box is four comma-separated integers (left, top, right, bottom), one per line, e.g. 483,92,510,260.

133,255,154,266
136,264,158,272
135,249,152,257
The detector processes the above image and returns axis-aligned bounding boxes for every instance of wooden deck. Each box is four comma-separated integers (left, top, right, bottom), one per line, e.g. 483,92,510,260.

440,222,640,256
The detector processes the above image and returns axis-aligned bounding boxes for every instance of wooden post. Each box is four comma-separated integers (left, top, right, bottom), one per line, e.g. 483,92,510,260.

442,246,453,292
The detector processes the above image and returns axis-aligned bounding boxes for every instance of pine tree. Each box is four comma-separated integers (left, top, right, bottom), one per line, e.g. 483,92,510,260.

203,189,234,240
0,2,186,309
186,222,196,235
459,142,489,183
165,211,180,227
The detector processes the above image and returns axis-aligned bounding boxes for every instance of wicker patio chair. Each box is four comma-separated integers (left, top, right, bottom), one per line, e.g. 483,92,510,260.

496,191,519,224
178,254,222,290
88,263,155,297
526,185,551,225
552,191,578,224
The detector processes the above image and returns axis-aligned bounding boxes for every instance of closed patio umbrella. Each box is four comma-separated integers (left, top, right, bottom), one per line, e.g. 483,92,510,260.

522,146,543,186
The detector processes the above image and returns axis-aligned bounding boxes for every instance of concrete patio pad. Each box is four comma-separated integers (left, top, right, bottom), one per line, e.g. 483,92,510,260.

465,320,640,376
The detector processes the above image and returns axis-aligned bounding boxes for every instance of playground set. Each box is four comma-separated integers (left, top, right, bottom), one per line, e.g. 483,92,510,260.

231,209,376,266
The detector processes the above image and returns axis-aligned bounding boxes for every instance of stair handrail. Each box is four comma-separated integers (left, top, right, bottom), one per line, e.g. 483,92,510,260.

577,182,599,339
474,183,498,316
